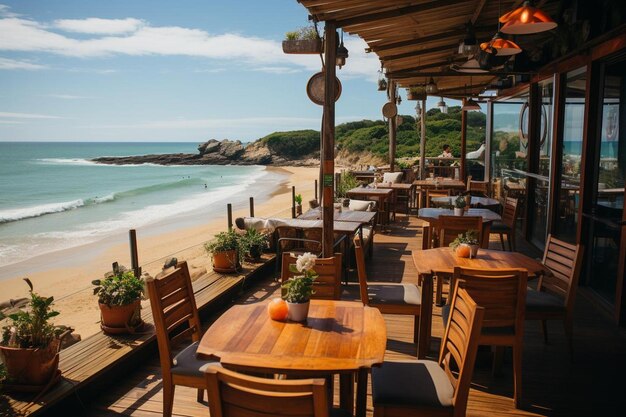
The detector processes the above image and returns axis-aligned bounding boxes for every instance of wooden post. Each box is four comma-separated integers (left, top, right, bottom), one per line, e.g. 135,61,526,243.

322,21,337,258
420,98,426,179
129,229,140,277
388,80,397,171
249,197,254,217
460,107,467,181
227,203,233,230
484,100,493,183
314,179,318,201
291,186,296,218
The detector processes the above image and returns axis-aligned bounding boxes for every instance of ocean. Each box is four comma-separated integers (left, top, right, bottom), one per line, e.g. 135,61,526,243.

0,142,275,270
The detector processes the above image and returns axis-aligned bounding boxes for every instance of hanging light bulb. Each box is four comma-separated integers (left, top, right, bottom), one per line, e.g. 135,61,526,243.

458,21,477,55
425,77,438,94
480,32,522,56
452,58,489,73
462,97,482,111
437,97,448,114
336,29,349,68
500,1,558,35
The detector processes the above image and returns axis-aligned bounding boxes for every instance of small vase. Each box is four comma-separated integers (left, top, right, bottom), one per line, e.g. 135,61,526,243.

469,244,479,258
287,301,310,322
454,208,464,216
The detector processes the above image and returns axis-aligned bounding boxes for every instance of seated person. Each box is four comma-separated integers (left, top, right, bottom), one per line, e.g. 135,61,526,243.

439,144,453,158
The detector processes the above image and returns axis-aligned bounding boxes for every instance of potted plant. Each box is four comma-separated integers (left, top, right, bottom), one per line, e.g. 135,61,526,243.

336,171,359,207
450,230,480,258
239,228,269,261
406,86,426,101
92,268,144,334
282,26,322,54
281,253,318,322
204,230,241,273
295,193,303,216
454,195,467,216
0,278,69,387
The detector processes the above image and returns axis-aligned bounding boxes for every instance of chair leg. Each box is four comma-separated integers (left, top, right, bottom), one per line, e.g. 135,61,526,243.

435,275,443,306
510,230,516,251
163,380,175,417
506,232,513,251
513,343,523,408
499,233,506,250
492,346,504,376
413,314,419,344
197,388,204,402
541,320,549,343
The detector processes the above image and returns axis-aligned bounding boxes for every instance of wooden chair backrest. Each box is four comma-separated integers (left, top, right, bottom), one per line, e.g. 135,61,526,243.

281,253,343,300
146,261,201,375
439,284,485,413
426,189,451,207
302,227,323,253
469,180,489,195
501,197,519,228
276,226,297,251
205,365,329,417
541,234,583,311
436,215,483,248
353,236,370,305
452,267,527,330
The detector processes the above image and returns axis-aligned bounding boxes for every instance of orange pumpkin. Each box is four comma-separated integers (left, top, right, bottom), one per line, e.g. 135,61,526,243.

268,298,289,321
455,244,471,258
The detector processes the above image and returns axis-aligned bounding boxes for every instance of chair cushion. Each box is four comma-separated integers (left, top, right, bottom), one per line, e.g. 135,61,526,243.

526,288,565,313
382,172,403,183
368,284,421,305
490,220,510,232
349,200,375,212
171,341,216,377
372,360,454,408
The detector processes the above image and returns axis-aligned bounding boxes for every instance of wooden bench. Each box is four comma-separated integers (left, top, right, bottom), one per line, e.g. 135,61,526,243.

3,254,275,416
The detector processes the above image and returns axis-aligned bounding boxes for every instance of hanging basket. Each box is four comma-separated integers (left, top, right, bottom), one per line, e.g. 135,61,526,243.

407,88,426,101
282,39,323,54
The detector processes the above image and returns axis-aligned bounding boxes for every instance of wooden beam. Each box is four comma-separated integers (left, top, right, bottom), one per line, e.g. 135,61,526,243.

380,42,459,62
322,21,337,258
386,57,467,76
388,80,397,172
471,0,488,24
389,70,531,78
335,0,459,28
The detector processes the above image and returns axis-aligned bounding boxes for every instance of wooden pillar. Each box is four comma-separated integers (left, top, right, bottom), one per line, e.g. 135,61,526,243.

484,100,493,183
249,197,254,217
227,203,233,230
388,80,397,171
129,229,140,278
322,21,337,258
547,73,565,236
291,186,296,218
420,98,426,179
460,107,467,180
314,179,318,201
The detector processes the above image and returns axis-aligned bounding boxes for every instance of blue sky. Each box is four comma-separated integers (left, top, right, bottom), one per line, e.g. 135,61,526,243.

0,0,458,142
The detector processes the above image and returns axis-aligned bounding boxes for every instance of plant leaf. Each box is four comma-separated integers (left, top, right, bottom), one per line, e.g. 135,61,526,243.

23,277,33,292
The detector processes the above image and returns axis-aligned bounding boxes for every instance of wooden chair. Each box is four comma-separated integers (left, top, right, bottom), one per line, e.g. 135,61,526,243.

468,180,490,197
446,267,528,408
353,236,432,358
433,215,483,305
281,252,343,300
425,188,451,208
146,261,216,417
205,364,332,417
489,197,519,251
526,235,583,356
371,284,485,417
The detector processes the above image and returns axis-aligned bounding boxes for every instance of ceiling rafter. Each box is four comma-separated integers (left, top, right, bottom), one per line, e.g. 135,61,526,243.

332,0,459,28
380,42,460,62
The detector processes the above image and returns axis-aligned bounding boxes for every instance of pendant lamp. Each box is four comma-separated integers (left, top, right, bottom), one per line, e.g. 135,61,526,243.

426,77,438,94
437,97,448,114
462,98,481,111
500,1,557,35
480,32,522,56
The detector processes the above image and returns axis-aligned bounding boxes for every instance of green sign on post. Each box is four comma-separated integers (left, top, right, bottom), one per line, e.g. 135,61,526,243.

323,174,334,187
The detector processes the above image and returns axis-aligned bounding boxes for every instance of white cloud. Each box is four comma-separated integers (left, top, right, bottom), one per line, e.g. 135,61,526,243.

0,9,379,81
0,57,46,70
53,17,144,34
0,4,19,18
0,111,63,119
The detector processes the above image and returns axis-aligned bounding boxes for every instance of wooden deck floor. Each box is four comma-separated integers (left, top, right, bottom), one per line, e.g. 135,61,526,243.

52,215,626,417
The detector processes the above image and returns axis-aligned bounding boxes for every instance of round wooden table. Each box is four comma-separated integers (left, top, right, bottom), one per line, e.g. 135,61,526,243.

197,299,387,417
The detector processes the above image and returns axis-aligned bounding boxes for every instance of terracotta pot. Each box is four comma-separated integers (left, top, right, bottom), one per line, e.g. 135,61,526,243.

212,250,238,273
296,204,303,216
455,243,471,258
0,339,60,386
282,39,322,54
99,299,141,331
287,301,310,322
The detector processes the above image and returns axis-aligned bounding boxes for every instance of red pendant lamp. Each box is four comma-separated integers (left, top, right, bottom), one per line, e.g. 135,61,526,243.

499,1,557,35
480,31,522,56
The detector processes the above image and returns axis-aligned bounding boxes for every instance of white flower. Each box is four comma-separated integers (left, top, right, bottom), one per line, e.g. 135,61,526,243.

296,252,317,273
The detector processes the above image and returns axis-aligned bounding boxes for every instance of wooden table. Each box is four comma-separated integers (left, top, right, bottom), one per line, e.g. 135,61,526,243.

418,208,500,249
300,208,377,224
197,300,387,417
373,182,417,214
431,195,501,208
347,187,393,229
413,178,466,188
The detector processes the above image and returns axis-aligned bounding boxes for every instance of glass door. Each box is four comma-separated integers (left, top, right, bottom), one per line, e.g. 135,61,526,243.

584,59,626,306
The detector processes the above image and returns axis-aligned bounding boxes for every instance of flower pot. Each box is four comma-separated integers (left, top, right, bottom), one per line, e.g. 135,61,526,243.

454,208,465,216
0,339,60,386
212,250,239,273
296,204,303,216
99,299,141,333
282,39,322,54
342,198,350,208
469,244,480,258
455,244,471,258
287,301,310,322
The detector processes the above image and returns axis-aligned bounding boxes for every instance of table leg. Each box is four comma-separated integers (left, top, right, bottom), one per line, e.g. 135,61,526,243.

355,368,368,417
418,274,433,359
422,225,430,250
339,373,354,415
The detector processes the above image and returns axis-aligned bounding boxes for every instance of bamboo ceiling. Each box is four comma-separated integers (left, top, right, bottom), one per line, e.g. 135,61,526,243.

298,0,561,98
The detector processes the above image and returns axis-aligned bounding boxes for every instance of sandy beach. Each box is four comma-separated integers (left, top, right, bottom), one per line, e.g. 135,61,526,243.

0,166,321,339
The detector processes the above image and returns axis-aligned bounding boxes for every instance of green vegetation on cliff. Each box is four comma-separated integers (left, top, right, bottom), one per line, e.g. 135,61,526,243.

253,106,486,160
